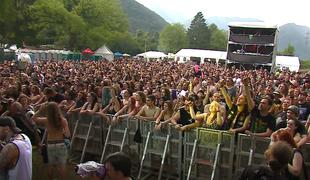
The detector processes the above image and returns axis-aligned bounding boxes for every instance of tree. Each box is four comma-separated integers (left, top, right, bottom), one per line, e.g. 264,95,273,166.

282,43,295,56
134,30,159,52
0,0,37,46
27,0,130,51
159,23,188,53
187,12,210,49
108,32,140,55
209,24,228,51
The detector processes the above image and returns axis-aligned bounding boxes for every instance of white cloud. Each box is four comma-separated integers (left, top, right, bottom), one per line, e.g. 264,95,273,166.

136,0,310,27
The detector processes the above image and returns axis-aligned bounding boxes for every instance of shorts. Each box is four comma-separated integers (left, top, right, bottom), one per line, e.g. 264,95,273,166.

47,141,68,165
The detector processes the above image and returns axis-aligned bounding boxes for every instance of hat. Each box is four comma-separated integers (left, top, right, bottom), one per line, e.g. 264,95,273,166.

287,105,299,116
0,116,22,133
273,91,281,96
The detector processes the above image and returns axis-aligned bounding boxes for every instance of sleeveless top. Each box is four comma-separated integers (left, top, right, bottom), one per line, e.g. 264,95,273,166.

8,134,32,180
284,149,307,180
227,104,250,130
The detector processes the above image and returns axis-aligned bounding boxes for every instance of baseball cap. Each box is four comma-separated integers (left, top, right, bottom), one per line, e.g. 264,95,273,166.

0,116,22,133
287,105,299,116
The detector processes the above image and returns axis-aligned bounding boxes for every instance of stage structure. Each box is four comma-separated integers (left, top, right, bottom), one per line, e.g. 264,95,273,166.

227,22,278,71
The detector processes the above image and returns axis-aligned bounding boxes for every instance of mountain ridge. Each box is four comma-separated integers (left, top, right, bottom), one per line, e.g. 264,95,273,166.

120,1,310,59
120,0,169,33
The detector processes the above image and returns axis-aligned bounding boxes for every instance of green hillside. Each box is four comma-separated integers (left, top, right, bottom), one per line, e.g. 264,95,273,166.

120,0,169,33
278,23,310,60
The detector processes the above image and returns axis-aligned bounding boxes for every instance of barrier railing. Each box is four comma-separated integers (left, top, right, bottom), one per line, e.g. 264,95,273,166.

184,128,235,180
67,113,310,179
138,120,182,180
235,134,271,179
70,113,103,163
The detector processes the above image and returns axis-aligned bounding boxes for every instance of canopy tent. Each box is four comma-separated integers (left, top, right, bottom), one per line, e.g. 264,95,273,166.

114,52,123,57
123,53,131,57
136,51,167,60
17,53,32,63
275,56,300,72
95,45,114,61
175,49,227,63
82,48,94,55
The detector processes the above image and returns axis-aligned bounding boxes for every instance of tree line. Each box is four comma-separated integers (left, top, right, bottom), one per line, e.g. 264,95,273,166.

0,1,227,54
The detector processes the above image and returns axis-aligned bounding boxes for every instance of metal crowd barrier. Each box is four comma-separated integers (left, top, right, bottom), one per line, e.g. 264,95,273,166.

234,134,271,179
100,115,140,163
138,120,183,180
184,128,235,180
70,113,103,163
67,113,310,180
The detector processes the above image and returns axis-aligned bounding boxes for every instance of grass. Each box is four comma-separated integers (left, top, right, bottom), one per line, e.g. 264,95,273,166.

32,147,88,180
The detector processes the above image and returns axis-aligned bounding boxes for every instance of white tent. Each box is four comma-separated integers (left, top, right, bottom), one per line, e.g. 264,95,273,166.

136,51,167,60
275,56,300,72
95,45,114,61
17,53,31,63
175,49,227,63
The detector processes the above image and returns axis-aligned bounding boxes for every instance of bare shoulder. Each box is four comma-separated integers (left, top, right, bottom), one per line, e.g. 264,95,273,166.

0,143,19,169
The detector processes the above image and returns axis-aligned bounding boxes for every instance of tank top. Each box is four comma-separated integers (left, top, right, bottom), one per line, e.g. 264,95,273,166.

8,134,32,180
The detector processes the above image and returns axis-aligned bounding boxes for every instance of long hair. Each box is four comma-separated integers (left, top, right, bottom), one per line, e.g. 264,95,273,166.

276,130,297,148
46,102,63,129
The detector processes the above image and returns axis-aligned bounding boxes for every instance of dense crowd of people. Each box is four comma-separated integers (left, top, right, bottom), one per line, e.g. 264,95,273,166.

0,58,309,179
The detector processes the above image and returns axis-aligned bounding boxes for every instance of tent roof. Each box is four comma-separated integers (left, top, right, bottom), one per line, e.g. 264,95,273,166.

136,51,167,58
228,22,277,29
95,45,113,55
275,56,300,71
175,49,227,60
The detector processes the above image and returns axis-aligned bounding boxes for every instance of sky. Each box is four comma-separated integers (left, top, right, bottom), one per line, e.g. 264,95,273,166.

136,0,310,27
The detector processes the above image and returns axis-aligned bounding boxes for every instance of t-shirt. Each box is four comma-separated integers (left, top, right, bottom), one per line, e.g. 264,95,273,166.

298,102,310,122
250,107,276,133
275,111,287,130
178,107,194,126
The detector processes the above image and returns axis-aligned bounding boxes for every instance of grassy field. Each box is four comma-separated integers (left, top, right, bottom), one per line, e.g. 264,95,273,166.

32,147,87,180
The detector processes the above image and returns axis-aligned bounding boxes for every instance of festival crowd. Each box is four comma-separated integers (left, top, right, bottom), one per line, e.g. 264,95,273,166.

0,58,309,180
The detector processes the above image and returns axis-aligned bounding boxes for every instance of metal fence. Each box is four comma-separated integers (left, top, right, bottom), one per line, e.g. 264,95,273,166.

68,113,310,180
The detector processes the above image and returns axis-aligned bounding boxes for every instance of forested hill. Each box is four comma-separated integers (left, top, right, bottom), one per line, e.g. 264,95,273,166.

120,0,169,33
278,23,310,60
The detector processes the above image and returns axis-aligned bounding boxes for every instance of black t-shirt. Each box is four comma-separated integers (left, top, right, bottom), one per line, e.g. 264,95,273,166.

178,107,194,126
250,107,276,133
239,165,289,180
275,111,287,130
298,102,310,122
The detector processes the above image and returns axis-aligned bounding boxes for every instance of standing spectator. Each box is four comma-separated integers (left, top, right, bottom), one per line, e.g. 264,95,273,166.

239,141,292,180
271,130,306,180
275,98,292,129
135,95,160,121
220,78,253,133
80,92,100,115
155,101,174,130
59,90,76,115
32,102,70,180
92,152,132,180
297,92,310,123
178,93,225,131
246,97,276,138
0,116,32,180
